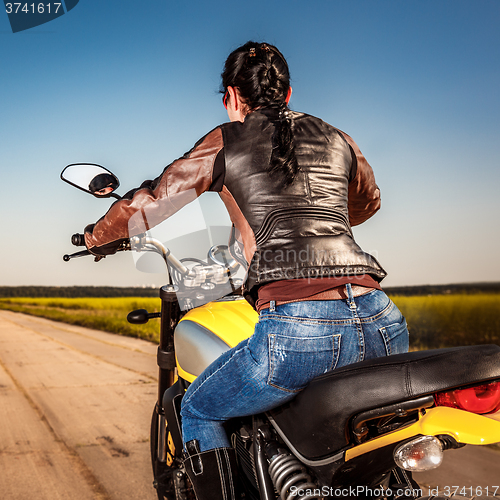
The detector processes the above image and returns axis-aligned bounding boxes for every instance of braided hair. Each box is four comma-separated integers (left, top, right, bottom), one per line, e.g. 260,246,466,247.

221,42,299,186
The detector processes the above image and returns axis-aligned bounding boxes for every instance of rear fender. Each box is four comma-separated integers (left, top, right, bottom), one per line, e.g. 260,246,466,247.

346,406,500,461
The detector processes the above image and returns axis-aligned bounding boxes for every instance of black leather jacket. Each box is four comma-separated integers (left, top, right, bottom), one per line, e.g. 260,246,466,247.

86,109,385,302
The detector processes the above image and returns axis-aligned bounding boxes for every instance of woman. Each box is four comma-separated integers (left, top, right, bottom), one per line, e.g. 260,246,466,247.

84,42,409,500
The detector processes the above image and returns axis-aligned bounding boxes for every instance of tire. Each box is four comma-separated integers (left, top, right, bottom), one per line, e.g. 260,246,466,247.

150,404,176,500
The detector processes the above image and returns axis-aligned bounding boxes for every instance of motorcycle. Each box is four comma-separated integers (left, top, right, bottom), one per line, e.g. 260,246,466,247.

61,163,500,500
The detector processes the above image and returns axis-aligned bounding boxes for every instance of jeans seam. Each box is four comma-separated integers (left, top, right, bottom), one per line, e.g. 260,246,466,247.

268,381,303,393
356,322,364,361
359,301,394,323
260,315,356,325
268,334,276,388
260,301,393,325
349,295,365,362
182,404,227,422
379,326,391,355
182,344,248,408
331,334,341,371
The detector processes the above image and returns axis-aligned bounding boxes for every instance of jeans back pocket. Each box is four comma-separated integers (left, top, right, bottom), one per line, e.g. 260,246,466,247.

268,333,340,392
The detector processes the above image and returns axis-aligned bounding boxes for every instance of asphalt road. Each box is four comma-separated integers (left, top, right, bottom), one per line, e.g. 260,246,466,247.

414,444,500,497
0,309,499,499
0,309,158,500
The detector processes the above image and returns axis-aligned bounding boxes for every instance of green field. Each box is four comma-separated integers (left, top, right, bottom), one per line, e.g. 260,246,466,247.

0,293,499,349
0,297,162,343
392,293,500,349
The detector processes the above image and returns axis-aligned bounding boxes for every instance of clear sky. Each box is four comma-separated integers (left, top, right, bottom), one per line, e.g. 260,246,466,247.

1,0,499,288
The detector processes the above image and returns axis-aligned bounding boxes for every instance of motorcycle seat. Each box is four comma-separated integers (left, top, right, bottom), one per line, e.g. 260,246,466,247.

269,344,500,460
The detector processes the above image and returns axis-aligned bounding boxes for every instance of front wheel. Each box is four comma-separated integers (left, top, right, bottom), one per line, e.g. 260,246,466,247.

150,404,194,500
151,404,176,500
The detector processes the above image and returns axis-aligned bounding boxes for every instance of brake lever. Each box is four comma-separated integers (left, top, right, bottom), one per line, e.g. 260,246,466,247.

63,239,131,262
63,250,91,261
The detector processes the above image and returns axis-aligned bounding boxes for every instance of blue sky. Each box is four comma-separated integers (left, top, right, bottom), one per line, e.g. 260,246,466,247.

1,0,499,287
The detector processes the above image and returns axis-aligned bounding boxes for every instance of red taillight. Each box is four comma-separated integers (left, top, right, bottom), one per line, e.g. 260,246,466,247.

434,381,500,414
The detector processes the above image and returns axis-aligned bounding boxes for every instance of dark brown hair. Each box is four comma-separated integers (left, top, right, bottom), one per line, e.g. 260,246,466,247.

221,42,299,186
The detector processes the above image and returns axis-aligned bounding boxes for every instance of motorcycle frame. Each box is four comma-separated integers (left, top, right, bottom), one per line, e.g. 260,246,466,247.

150,287,500,499
155,285,183,464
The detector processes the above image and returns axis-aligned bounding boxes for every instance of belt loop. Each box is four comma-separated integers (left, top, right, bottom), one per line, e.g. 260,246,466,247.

345,283,356,309
269,300,276,312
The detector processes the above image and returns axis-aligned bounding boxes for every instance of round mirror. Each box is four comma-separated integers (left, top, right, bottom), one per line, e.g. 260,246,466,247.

61,163,120,197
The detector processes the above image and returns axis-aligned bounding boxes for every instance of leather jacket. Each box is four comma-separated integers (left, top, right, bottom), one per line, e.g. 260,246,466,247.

85,109,385,303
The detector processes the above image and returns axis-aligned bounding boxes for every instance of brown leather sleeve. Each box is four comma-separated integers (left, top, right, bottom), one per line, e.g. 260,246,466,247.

85,128,224,251
338,130,381,226
219,186,257,266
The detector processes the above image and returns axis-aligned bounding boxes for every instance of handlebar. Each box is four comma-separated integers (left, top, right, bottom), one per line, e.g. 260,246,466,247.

63,233,188,274
63,233,239,290
71,233,86,246
130,235,190,275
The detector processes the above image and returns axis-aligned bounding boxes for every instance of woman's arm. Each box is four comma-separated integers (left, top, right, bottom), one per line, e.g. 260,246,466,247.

338,130,381,227
84,127,224,255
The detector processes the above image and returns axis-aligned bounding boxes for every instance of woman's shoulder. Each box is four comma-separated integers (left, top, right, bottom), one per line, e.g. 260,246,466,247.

291,112,351,141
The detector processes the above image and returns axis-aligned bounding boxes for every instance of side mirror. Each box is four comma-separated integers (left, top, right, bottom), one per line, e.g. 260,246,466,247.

61,163,121,198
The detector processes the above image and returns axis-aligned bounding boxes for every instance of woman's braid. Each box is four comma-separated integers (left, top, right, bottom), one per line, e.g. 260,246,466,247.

221,42,299,186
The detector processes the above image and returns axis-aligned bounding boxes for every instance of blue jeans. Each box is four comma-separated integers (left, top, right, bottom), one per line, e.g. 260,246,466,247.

180,284,408,452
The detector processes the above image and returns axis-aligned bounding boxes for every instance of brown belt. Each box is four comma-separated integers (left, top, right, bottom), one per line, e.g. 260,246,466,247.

258,285,375,311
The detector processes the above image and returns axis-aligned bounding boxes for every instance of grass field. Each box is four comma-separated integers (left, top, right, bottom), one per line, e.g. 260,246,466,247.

0,297,162,343
392,293,500,349
0,293,499,349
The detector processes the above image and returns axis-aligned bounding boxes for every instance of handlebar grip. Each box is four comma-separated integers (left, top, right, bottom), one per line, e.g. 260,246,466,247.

71,233,86,246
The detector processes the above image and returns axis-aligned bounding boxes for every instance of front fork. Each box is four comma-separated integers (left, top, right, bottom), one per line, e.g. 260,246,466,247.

151,285,186,497
157,285,181,402
156,412,168,463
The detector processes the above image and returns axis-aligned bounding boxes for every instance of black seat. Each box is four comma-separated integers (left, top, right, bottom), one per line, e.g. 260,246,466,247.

269,344,500,460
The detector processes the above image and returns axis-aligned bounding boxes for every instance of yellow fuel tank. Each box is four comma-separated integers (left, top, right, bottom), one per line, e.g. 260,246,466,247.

174,297,258,383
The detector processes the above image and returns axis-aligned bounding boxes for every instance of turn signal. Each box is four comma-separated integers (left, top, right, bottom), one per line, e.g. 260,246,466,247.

434,381,500,414
394,436,443,472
